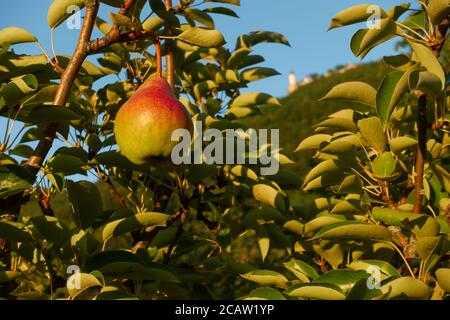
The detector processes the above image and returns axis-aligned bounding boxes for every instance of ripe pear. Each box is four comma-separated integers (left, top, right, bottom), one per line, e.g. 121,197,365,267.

114,75,193,165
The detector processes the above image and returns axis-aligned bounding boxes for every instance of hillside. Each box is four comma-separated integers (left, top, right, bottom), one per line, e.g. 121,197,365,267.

243,61,390,176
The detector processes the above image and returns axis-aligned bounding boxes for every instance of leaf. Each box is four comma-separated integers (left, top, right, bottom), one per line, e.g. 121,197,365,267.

371,152,398,180
389,136,418,154
303,160,346,187
1,74,39,106
236,31,290,49
426,0,450,24
48,0,85,29
321,81,377,108
26,105,80,124
285,283,345,300
0,164,34,199
376,70,410,129
409,69,443,99
313,270,369,293
355,18,397,56
283,259,320,282
310,221,391,241
358,117,386,153
67,180,103,229
0,271,22,283
67,273,102,298
241,67,280,83
203,7,239,18
176,27,225,47
380,277,432,299
295,134,331,152
252,184,287,212
241,270,289,288
149,0,180,27
92,212,170,243
410,41,446,89
0,221,33,242
329,5,386,30
435,268,450,292
372,207,423,227
229,92,280,109
0,27,37,46
184,8,214,28
348,260,400,279
204,0,240,5
244,287,286,300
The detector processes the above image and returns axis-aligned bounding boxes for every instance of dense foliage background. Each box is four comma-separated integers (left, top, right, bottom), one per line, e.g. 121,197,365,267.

0,0,449,300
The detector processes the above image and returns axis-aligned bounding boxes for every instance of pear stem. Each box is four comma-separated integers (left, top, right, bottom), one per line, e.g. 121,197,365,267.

155,40,163,78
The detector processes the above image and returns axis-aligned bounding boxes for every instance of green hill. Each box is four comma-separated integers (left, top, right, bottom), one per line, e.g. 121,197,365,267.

243,61,390,176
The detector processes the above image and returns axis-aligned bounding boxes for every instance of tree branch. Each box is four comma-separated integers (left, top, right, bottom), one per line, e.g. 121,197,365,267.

25,0,100,173
164,0,175,87
413,94,427,213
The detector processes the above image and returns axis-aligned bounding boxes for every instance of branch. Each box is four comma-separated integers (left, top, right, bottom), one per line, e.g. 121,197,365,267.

413,94,427,213
164,0,175,87
25,0,100,173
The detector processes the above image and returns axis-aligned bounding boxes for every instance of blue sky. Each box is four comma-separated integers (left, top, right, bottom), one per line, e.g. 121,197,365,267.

0,0,407,97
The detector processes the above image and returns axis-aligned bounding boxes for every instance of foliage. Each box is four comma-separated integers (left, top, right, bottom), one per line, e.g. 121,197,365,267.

0,0,449,301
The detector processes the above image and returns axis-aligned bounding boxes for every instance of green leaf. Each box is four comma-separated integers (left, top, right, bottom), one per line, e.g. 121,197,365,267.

184,8,214,28
67,273,102,298
47,0,85,29
0,27,37,46
435,268,450,292
409,69,443,99
244,287,285,300
426,0,450,24
0,164,34,199
204,0,240,5
92,212,170,243
0,221,33,242
283,259,320,282
313,270,369,293
176,27,225,47
329,5,386,30
358,117,386,153
240,270,289,288
26,105,80,124
236,31,290,49
285,283,345,300
380,277,432,299
67,180,103,229
371,151,399,180
295,134,331,152
229,92,279,109
241,67,280,83
389,136,417,154
355,18,397,56
376,70,410,129
203,7,239,18
310,221,391,241
410,41,446,89
142,16,165,31
321,81,377,108
252,184,287,212
372,207,423,227
348,260,400,279
1,74,39,106
0,271,22,283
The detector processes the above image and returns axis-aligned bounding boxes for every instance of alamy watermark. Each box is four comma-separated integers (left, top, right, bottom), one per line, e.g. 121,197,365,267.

171,121,280,176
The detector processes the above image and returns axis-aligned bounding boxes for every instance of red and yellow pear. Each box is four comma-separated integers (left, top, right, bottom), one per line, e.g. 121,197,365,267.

114,74,193,165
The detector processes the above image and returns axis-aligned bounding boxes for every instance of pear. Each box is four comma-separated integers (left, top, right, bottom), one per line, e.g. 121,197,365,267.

114,75,193,165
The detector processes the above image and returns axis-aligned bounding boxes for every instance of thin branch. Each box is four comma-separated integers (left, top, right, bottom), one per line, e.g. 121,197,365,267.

413,94,427,213
164,0,175,87
25,0,100,173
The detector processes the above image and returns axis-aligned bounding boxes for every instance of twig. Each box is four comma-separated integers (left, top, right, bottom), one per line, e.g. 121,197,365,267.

413,94,427,213
164,0,175,87
163,208,188,264
25,0,100,173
